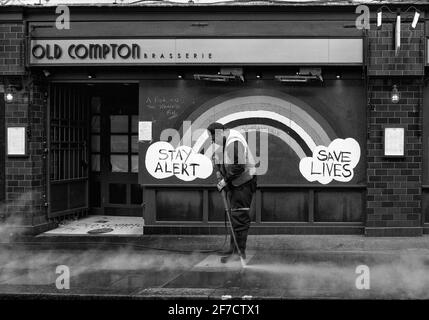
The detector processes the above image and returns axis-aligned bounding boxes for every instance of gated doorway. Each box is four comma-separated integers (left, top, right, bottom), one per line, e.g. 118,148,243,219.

47,84,90,220
48,83,141,219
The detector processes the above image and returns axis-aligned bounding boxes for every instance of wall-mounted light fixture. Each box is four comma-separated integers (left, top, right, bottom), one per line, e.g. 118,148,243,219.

194,74,244,82
376,6,421,56
377,10,382,28
391,85,400,104
2,76,33,104
194,67,244,83
411,10,421,29
42,69,51,78
5,88,14,103
377,6,420,28
275,67,323,84
4,84,22,103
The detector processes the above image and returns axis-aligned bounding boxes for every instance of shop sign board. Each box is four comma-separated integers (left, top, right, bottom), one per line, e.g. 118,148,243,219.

30,38,363,65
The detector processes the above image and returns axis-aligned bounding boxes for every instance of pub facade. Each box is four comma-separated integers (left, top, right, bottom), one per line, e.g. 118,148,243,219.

0,1,427,237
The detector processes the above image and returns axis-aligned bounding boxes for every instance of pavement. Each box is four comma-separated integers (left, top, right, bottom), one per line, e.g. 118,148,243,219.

1,234,429,299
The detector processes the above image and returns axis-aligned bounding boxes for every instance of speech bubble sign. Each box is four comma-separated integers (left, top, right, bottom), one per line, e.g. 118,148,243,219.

299,138,361,185
145,141,213,182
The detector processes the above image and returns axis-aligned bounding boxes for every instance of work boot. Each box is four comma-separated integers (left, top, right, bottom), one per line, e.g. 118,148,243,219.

236,230,248,260
220,233,240,263
220,252,240,264
217,235,235,256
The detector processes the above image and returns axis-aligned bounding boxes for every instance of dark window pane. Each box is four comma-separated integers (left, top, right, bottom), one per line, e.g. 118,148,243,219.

111,135,128,153
208,190,227,222
110,115,128,133
111,155,128,172
91,135,100,152
262,191,308,222
131,155,138,173
131,184,143,205
90,181,101,207
91,154,100,172
109,183,127,204
156,190,203,221
91,116,100,133
314,190,364,222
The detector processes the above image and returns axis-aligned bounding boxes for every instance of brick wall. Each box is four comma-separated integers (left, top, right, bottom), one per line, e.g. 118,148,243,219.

368,22,424,76
0,94,4,208
366,18,425,236
0,23,25,75
0,18,49,234
366,79,423,236
4,83,50,234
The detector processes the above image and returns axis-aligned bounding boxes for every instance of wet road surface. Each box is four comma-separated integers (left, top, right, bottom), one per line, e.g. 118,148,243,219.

1,245,429,299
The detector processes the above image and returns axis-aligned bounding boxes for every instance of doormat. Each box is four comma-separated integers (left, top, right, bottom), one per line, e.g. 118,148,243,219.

41,216,144,236
87,228,114,234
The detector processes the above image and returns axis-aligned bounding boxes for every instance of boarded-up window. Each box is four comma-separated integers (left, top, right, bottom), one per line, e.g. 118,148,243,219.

139,78,366,223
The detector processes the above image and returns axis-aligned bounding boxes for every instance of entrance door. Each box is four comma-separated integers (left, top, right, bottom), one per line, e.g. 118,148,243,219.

89,84,142,216
48,84,90,219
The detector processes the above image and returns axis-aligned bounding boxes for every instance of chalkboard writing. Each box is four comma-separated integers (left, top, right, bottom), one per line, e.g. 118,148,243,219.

299,138,361,185
145,141,213,182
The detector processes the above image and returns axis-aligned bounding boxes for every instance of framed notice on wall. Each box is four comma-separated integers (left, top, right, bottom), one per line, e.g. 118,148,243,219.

384,126,405,158
6,126,27,157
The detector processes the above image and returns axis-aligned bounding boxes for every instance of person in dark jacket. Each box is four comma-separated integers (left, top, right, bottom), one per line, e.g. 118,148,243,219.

207,122,257,263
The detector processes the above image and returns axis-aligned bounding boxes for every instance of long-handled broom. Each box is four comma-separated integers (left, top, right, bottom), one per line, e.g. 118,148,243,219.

219,178,246,268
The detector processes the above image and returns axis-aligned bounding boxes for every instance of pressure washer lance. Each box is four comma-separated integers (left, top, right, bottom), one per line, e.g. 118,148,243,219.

217,171,246,268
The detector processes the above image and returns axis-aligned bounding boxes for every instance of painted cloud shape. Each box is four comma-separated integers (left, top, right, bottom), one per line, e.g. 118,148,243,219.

299,138,361,185
145,141,213,182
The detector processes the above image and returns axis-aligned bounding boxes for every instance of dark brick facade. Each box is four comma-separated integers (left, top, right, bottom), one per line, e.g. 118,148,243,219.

368,22,425,76
3,84,50,235
0,19,51,234
0,23,25,76
366,79,423,236
365,20,425,236
0,94,4,208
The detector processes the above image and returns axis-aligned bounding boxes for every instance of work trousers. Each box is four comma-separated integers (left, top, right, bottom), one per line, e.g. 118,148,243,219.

226,176,256,253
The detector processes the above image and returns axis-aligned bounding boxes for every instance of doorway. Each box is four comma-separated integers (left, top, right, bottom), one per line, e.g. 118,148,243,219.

88,83,142,216
48,83,141,220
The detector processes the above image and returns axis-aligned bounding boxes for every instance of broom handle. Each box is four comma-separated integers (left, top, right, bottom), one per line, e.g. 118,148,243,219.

220,188,243,258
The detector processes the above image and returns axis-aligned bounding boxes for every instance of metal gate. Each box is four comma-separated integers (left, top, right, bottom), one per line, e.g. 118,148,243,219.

47,84,90,219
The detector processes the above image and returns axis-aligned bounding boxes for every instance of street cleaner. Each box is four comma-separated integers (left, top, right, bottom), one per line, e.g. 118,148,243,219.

207,122,257,264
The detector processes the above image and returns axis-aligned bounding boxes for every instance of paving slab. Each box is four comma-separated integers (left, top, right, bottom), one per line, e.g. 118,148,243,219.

42,216,144,236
